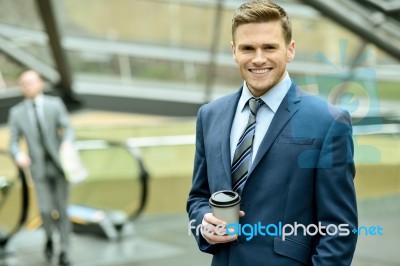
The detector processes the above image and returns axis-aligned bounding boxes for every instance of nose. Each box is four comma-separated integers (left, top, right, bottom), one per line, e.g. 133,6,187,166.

252,49,267,65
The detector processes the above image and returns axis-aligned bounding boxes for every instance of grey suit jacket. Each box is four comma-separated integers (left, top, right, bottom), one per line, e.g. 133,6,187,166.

8,95,74,180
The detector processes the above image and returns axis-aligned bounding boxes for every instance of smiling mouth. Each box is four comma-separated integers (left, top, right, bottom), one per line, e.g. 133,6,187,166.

249,68,272,74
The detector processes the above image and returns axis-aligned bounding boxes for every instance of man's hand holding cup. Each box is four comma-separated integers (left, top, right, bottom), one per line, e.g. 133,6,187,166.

202,190,244,245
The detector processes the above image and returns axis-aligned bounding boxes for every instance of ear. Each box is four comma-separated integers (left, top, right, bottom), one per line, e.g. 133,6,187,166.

231,41,238,63
286,40,295,63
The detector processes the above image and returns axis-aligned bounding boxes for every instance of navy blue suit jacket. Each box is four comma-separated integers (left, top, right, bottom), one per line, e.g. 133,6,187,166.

187,83,358,266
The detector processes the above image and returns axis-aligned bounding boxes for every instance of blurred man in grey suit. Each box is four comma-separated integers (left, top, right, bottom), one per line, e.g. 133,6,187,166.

8,69,73,266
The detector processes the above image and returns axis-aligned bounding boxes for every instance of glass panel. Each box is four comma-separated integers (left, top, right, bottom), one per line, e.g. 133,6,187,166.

0,0,43,30
0,26,56,70
216,3,400,94
70,144,142,215
61,0,217,88
141,145,194,179
61,0,213,49
1,0,396,100
0,0,55,73
0,52,23,90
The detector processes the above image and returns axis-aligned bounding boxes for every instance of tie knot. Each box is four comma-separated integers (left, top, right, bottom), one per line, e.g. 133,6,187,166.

249,98,263,115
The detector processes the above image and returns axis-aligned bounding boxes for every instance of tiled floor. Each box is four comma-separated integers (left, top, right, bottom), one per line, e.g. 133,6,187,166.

0,214,210,266
1,210,399,266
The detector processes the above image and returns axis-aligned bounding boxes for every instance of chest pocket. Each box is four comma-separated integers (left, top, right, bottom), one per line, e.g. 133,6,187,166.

277,136,316,145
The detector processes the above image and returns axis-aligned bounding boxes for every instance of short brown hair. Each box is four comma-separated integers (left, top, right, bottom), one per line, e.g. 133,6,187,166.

232,0,292,45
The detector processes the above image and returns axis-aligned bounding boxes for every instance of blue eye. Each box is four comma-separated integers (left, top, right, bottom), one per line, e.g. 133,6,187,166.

265,45,277,50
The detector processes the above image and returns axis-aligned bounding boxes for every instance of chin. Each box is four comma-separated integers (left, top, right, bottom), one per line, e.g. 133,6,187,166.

249,84,272,94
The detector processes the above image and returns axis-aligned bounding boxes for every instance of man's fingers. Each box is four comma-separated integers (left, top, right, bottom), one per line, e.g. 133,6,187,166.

201,213,239,244
204,213,227,226
202,227,238,244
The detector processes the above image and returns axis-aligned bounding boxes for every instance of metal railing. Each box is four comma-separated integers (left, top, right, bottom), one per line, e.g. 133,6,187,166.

0,150,29,257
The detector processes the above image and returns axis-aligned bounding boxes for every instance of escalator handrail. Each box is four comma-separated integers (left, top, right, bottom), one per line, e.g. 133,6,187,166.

73,139,149,222
0,149,30,250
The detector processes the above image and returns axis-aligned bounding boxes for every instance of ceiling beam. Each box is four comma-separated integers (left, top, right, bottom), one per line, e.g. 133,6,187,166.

35,0,76,101
300,0,400,61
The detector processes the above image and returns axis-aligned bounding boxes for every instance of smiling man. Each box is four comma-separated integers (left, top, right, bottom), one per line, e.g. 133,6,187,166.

187,1,358,265
232,19,294,97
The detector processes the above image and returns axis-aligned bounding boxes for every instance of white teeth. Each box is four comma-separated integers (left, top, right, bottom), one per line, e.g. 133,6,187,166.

251,69,270,74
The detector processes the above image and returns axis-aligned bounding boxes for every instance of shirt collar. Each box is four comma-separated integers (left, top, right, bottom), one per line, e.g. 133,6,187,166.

25,94,44,107
238,71,292,114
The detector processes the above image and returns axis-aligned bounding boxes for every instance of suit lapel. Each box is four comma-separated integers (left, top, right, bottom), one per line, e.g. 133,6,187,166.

249,83,302,175
42,96,51,136
221,89,242,185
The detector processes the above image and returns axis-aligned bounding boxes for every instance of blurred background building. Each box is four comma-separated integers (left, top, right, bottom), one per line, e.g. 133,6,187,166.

0,0,399,265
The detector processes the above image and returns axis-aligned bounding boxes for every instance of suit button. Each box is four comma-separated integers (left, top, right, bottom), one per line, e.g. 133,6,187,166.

232,239,239,246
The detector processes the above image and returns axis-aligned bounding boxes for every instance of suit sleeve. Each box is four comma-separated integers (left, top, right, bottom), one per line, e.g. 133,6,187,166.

312,110,358,266
55,98,74,142
186,105,216,254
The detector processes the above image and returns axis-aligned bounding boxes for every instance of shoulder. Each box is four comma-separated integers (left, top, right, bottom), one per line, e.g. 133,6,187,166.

43,95,64,107
298,89,349,122
293,88,352,140
43,95,61,102
200,89,241,114
10,101,25,116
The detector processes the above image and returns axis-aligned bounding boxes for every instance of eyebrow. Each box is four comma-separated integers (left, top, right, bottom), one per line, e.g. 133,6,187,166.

237,43,279,49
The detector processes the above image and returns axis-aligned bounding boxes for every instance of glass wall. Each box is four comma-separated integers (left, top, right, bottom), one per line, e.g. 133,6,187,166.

0,53,22,89
59,0,399,93
0,0,55,97
0,0,398,98
0,0,43,30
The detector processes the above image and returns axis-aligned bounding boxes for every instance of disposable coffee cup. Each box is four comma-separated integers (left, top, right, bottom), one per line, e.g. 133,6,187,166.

209,190,241,225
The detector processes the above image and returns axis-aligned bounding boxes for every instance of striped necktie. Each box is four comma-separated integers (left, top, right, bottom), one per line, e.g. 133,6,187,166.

32,101,62,172
232,97,264,194
32,102,52,159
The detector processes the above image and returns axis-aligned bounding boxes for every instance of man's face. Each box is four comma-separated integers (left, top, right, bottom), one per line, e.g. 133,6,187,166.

19,71,44,99
231,21,295,97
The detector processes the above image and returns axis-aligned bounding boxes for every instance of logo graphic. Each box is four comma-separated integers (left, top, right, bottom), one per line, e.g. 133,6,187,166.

294,39,382,165
188,220,383,241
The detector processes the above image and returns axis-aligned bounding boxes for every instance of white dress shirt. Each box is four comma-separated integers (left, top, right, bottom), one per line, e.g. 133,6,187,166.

25,94,45,128
230,72,292,163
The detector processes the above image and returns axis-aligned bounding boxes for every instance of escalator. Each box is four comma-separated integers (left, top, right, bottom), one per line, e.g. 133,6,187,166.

0,150,30,257
67,139,149,240
0,138,149,258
